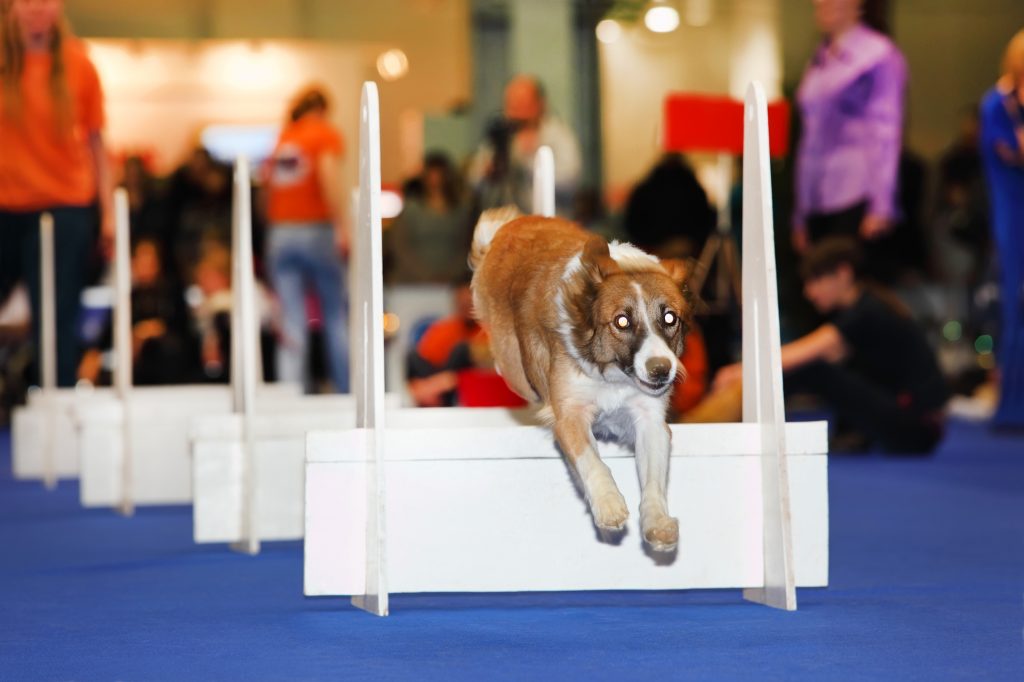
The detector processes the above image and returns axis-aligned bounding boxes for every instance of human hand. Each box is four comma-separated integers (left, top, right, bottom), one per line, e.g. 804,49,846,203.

512,127,541,159
334,219,351,260
202,333,223,370
77,349,103,384
100,210,115,261
713,363,743,392
859,214,891,240
792,226,809,254
132,319,166,355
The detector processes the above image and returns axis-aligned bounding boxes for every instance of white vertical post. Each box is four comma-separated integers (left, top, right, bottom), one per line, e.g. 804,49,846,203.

349,81,388,616
230,185,244,413
230,157,261,555
38,212,57,490
113,189,135,516
740,82,797,611
532,145,555,217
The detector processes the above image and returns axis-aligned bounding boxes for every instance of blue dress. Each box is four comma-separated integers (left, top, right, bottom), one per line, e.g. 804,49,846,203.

980,88,1024,427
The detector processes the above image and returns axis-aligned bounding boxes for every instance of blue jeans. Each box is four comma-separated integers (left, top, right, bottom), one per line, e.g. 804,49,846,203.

267,224,349,393
0,206,94,387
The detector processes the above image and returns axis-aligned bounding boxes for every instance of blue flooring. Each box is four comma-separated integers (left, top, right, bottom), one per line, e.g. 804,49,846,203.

1,421,1022,681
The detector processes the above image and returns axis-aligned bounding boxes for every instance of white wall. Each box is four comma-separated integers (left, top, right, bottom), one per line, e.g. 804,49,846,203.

598,0,782,207
71,0,472,183
88,40,374,183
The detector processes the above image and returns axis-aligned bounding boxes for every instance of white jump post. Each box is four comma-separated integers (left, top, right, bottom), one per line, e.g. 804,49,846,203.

303,81,826,615
533,145,555,217
344,81,389,615
741,82,797,610
39,212,57,490
113,188,135,516
230,156,261,556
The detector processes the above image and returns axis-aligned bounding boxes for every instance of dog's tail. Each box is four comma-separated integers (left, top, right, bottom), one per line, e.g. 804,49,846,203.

469,205,521,271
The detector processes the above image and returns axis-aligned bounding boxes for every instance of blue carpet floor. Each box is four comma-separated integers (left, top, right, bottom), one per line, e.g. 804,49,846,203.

1,421,1021,681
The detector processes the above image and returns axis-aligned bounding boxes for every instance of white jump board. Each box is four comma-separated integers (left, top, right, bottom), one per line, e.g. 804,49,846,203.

12,388,114,479
193,407,541,543
76,384,300,507
304,421,829,596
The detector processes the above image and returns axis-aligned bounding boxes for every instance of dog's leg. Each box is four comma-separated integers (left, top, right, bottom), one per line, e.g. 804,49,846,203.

634,413,679,552
553,407,628,531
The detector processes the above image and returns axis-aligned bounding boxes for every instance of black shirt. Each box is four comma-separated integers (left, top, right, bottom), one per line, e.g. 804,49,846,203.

831,291,949,411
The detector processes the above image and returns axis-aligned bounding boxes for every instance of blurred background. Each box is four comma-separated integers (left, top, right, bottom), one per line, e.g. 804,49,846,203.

2,0,1023,445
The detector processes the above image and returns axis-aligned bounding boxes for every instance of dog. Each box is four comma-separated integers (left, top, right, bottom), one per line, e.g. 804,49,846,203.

470,208,692,552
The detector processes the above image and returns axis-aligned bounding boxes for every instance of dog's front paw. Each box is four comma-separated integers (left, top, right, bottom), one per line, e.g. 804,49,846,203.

642,515,679,552
591,491,629,531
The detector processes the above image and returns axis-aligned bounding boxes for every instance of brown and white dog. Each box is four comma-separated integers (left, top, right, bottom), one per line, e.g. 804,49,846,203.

470,208,692,552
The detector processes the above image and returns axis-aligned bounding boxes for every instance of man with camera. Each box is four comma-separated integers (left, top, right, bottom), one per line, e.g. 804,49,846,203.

469,75,582,216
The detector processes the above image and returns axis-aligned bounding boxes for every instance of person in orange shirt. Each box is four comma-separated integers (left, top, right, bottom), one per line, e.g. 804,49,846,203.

407,275,489,407
0,0,113,387
264,86,350,392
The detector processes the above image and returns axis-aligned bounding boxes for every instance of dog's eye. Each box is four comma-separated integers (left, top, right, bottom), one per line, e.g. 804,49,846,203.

613,314,631,330
663,310,677,326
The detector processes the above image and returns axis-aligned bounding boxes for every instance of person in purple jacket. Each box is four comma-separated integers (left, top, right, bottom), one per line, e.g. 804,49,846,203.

793,0,907,259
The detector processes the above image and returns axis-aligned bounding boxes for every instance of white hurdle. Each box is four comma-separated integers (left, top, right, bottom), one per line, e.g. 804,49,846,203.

74,164,301,510
303,81,829,616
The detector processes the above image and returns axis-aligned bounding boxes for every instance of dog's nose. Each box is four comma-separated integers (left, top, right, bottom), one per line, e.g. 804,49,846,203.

646,358,673,384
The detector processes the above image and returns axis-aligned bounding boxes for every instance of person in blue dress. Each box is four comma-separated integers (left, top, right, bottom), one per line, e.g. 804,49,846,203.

980,29,1024,428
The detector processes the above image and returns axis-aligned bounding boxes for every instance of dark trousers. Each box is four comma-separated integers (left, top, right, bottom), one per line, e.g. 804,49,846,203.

787,361,944,454
0,207,95,387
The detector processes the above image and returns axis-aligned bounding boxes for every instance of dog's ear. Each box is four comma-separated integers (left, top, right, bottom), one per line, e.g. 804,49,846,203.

581,234,620,283
662,257,705,317
660,258,689,286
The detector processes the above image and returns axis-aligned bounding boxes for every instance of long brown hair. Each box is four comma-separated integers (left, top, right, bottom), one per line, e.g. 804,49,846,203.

1002,29,1024,89
0,0,73,129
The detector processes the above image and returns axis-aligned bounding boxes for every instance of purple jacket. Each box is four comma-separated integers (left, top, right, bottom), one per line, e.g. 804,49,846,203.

795,23,908,230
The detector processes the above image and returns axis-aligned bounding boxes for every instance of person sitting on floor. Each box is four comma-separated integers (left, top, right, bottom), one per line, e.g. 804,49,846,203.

703,237,949,454
78,238,196,385
407,274,489,407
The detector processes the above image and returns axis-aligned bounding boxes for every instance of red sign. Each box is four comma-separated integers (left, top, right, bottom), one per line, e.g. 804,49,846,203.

663,93,791,157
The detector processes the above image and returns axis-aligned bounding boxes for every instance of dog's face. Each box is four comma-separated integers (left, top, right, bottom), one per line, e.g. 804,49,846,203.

564,237,692,397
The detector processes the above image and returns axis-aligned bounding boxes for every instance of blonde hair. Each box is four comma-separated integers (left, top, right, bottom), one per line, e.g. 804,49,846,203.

0,0,73,129
195,239,232,280
1003,29,1024,87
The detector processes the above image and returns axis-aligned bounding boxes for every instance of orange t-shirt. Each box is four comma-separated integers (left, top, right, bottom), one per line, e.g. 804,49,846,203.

416,317,485,368
0,39,105,211
265,115,344,224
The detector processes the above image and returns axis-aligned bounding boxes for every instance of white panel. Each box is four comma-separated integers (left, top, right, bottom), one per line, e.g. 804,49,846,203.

76,384,299,507
11,402,81,479
303,431,828,596
307,421,827,463
193,439,306,542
